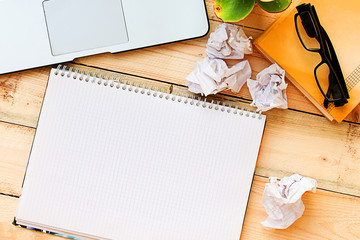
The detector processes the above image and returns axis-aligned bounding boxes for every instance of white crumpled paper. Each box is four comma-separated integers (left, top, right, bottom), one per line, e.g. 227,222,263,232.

262,174,318,230
206,23,253,59
247,63,288,112
185,57,252,96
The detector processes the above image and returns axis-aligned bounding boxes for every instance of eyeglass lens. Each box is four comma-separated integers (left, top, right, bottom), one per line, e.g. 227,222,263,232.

295,12,320,50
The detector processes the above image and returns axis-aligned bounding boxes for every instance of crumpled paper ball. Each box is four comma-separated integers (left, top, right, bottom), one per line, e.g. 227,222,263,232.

185,57,251,96
261,174,318,229
247,63,288,112
206,23,253,59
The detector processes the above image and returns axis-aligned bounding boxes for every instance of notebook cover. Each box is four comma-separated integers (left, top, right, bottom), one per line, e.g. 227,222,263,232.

254,0,360,122
12,219,78,240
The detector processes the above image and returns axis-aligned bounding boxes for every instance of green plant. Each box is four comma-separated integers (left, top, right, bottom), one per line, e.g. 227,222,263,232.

214,0,292,22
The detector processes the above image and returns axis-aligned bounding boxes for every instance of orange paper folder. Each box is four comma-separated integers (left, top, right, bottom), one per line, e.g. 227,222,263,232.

254,0,360,122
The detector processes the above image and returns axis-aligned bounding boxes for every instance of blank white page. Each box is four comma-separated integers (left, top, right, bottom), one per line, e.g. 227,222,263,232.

16,68,266,240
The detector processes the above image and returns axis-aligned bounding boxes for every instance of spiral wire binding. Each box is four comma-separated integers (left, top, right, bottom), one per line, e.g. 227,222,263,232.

54,65,264,120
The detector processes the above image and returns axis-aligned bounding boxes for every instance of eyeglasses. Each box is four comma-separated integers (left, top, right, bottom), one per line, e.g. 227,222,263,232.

294,3,349,108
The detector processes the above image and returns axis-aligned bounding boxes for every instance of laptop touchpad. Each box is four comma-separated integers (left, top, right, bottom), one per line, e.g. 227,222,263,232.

43,0,128,56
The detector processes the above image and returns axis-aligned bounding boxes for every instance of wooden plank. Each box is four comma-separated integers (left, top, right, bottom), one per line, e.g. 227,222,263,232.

1,75,360,197
0,123,34,197
73,21,264,83
256,108,360,197
242,176,360,240
2,176,360,240
0,67,50,127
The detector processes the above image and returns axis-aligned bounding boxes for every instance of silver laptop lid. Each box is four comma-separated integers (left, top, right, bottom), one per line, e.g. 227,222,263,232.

0,0,209,74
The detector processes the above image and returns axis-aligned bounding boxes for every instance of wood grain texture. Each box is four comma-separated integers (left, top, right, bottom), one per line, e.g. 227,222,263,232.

2,176,360,240
0,123,34,197
242,176,360,240
1,69,359,197
0,67,50,127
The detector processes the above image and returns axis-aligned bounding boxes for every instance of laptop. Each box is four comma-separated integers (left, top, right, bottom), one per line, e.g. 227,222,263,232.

0,0,209,75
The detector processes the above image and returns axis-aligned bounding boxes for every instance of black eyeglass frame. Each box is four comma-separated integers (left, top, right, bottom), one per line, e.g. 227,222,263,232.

294,4,349,107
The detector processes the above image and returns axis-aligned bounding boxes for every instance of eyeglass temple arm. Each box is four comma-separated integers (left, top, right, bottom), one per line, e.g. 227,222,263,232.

320,26,349,98
324,71,340,108
311,11,349,104
323,56,348,102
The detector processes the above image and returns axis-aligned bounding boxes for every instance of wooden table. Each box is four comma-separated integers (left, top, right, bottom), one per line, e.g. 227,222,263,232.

1,2,360,239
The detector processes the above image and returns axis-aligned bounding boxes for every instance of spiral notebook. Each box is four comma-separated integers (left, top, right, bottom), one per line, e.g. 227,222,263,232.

14,66,266,240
